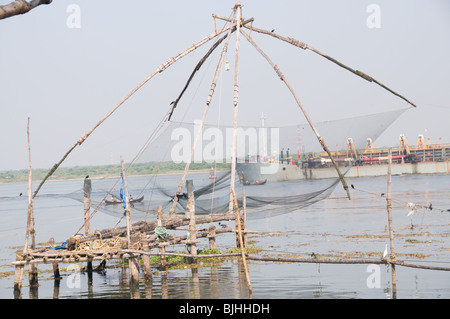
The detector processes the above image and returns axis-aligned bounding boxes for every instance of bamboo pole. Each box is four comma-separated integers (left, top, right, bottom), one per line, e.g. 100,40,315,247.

83,177,93,275
242,24,416,108
12,251,450,271
386,149,397,297
169,14,237,214
208,225,216,250
231,187,252,297
143,245,152,282
31,25,235,201
157,206,167,270
120,157,132,244
120,156,139,285
26,118,38,288
242,186,247,247
240,29,351,200
67,212,236,247
228,3,242,212
187,180,198,263
83,178,92,236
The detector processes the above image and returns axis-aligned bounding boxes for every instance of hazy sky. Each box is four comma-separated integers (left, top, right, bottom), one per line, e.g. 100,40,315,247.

1,0,449,171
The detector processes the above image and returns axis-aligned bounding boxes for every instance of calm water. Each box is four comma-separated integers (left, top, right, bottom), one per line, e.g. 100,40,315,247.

0,172,449,299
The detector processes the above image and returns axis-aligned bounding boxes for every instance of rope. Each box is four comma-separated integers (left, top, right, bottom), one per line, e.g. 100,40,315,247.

350,183,450,225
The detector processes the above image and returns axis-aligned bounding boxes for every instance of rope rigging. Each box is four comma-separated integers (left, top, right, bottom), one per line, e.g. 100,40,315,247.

21,4,422,239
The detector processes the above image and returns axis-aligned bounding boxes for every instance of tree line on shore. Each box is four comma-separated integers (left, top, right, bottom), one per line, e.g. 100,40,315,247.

0,161,231,183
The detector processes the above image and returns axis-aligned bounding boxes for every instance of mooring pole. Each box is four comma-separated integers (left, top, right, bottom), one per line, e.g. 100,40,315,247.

186,180,198,263
120,156,132,245
386,148,397,298
120,156,139,285
25,118,39,291
157,206,167,270
83,177,92,236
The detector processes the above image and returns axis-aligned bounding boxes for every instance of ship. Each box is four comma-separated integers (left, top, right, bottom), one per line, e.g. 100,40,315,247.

236,134,450,182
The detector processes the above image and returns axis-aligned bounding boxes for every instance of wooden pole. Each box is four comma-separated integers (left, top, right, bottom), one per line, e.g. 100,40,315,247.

143,245,152,282
26,118,38,288
185,179,193,219
157,206,167,270
231,187,252,296
186,180,198,263
242,186,247,247
83,178,92,236
242,24,416,108
229,2,242,212
120,156,132,245
15,118,35,296
208,225,216,250
169,15,236,215
13,263,24,299
386,148,397,298
83,177,93,284
240,29,351,200
31,26,235,201
120,156,139,285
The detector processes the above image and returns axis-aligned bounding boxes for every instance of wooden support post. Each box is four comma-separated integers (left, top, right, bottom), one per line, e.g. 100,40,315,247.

156,205,167,270
83,178,92,236
83,178,92,273
87,256,93,290
143,246,152,282
120,156,132,246
128,253,140,286
24,118,38,289
242,186,247,247
157,205,163,225
386,148,397,298
159,243,168,270
13,264,24,299
53,262,61,280
187,180,197,263
185,179,193,219
120,156,139,285
231,186,252,296
208,225,216,250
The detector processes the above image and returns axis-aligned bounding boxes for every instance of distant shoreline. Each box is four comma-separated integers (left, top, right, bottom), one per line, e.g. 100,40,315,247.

0,164,230,185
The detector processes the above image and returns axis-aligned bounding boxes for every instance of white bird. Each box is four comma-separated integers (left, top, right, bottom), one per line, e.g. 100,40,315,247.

383,244,388,258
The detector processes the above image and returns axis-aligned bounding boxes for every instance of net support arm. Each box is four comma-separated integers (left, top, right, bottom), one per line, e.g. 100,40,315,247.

241,29,351,200
32,25,234,199
243,24,416,108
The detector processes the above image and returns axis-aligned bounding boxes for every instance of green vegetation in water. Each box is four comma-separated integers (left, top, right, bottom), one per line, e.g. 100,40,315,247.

144,248,230,270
